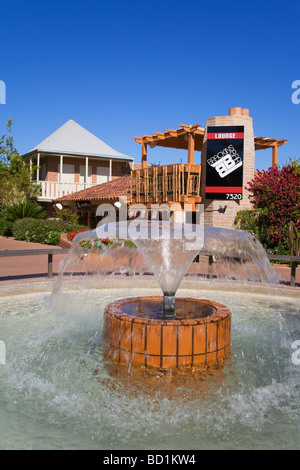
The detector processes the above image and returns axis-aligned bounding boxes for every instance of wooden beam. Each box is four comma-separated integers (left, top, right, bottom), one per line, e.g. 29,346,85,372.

166,129,179,136
133,125,205,153
179,123,201,132
255,137,288,151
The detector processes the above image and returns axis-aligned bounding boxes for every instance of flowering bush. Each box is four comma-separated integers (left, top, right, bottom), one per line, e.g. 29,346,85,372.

67,229,87,241
77,238,136,250
235,159,300,254
78,237,113,249
12,218,88,245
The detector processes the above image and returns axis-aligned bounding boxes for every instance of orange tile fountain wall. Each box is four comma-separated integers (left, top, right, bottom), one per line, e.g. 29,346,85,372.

104,297,231,370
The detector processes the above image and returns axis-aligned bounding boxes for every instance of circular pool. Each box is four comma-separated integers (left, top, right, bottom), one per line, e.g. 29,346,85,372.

0,283,299,450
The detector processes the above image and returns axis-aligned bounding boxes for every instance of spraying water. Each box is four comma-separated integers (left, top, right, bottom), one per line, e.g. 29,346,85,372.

52,221,278,318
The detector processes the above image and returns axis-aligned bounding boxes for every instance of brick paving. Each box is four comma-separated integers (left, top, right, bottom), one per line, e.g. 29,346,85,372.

0,236,68,284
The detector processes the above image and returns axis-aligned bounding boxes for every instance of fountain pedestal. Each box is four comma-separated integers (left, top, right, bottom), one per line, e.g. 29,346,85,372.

104,297,231,370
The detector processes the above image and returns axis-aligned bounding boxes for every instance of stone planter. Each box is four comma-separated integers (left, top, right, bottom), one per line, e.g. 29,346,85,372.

59,234,72,249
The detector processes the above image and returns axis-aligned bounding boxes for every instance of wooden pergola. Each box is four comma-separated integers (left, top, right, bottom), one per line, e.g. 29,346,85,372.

133,124,205,168
254,137,287,167
133,124,287,168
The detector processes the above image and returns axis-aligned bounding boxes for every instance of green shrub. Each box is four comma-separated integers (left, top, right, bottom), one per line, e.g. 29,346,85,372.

0,218,13,236
48,220,88,234
234,209,263,238
43,231,62,245
24,228,61,245
54,207,80,224
12,218,88,245
12,218,37,240
1,200,47,222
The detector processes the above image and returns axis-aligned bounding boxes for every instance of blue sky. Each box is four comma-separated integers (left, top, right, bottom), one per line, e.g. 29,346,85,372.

0,0,299,170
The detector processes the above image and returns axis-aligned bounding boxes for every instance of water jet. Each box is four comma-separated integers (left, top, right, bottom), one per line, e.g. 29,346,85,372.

66,220,278,371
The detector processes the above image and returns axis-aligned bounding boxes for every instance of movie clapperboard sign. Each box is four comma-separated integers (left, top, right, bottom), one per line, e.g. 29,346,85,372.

205,126,244,200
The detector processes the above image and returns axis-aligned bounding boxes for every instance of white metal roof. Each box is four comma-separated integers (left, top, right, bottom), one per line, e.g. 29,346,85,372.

23,119,133,161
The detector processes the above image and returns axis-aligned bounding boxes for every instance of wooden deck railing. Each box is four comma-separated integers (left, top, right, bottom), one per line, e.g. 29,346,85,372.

131,163,202,204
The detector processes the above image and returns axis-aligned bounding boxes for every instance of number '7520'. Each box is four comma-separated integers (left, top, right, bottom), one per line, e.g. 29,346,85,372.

226,193,242,200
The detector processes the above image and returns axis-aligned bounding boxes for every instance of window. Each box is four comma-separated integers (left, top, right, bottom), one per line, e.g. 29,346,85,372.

79,165,92,184
41,164,47,181
58,163,75,184
97,166,109,184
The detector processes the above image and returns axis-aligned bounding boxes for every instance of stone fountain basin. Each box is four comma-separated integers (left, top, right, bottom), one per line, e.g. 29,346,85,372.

104,296,231,370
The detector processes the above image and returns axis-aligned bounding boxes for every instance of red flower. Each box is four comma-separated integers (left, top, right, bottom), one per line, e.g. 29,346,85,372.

67,229,87,241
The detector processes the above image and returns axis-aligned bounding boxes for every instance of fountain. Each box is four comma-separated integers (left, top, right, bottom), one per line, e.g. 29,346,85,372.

57,219,278,372
0,221,299,449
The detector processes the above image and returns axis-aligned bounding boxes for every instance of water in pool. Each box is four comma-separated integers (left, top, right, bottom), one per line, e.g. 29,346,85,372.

0,288,299,450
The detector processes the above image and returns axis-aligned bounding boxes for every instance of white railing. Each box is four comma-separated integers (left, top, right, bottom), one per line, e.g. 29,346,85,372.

33,181,95,200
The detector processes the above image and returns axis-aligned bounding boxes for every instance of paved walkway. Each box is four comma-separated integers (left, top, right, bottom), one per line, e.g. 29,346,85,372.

0,236,68,284
0,236,299,287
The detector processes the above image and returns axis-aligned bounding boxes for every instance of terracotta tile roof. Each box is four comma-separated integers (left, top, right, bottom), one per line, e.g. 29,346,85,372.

55,175,131,202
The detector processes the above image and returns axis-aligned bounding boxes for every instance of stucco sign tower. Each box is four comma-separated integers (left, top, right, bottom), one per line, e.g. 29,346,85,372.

201,107,255,229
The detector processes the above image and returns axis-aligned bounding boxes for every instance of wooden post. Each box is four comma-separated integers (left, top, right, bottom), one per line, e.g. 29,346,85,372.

85,156,89,185
60,155,63,183
136,169,140,203
87,211,92,228
130,170,134,202
187,132,195,164
208,255,213,278
109,159,112,181
180,163,184,195
153,166,157,202
196,165,201,196
145,168,148,203
142,141,147,169
163,166,167,202
176,164,179,201
172,165,176,201
291,262,297,287
186,165,191,196
36,153,40,182
272,143,278,167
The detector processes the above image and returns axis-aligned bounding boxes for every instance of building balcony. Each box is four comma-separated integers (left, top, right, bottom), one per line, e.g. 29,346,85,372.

33,180,97,202
130,163,202,207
